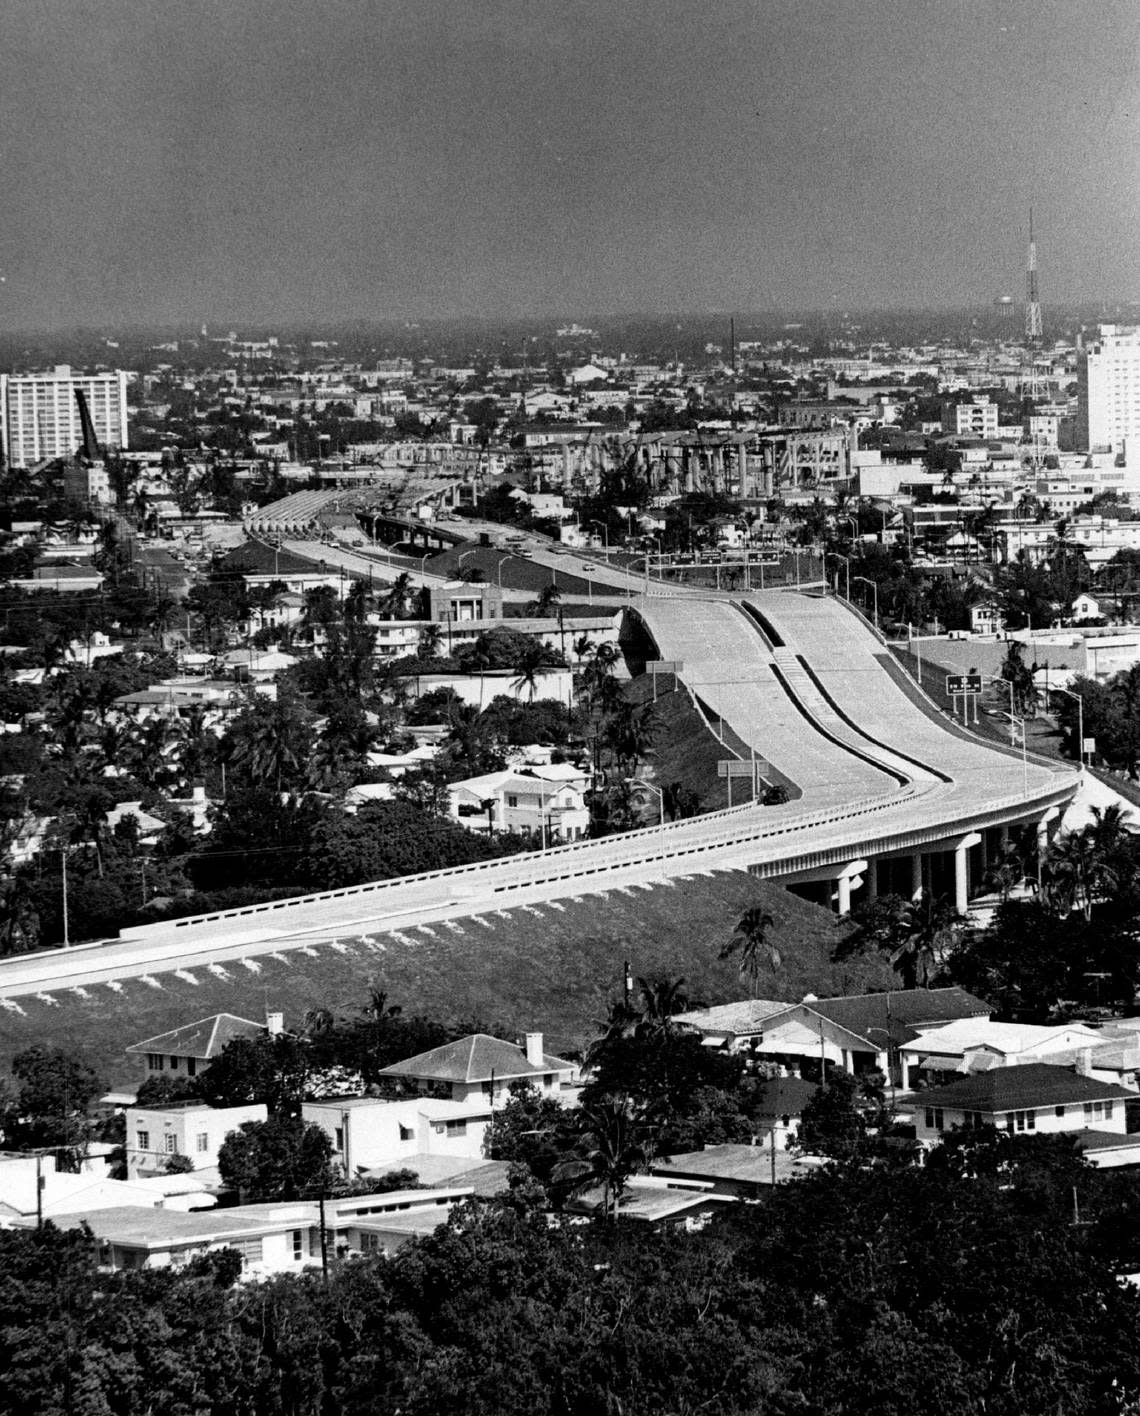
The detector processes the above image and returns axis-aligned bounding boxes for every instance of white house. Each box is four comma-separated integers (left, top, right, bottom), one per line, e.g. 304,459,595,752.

447,763,591,841
899,1019,1110,1092
124,1101,268,1180
302,1095,495,1176
903,1062,1136,1158
126,1012,274,1083
375,1032,576,1105
79,1186,474,1274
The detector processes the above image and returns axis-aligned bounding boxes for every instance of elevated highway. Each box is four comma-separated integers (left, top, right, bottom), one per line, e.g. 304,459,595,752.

0,591,1078,1000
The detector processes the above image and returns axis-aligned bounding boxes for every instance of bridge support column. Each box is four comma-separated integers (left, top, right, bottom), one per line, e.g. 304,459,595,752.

835,858,868,917
1036,808,1060,868
952,832,983,915
865,858,878,902
910,852,924,902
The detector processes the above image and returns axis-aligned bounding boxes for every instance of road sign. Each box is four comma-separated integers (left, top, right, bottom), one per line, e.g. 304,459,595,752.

647,659,684,673
1083,737,1097,754
718,758,769,778
946,673,983,695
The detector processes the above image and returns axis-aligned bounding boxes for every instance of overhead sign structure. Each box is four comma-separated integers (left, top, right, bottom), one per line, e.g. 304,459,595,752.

946,673,983,695
647,659,684,701
717,759,769,778
718,757,772,807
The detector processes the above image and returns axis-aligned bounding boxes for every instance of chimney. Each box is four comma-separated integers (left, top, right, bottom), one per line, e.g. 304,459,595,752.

1075,1047,1093,1077
266,1010,284,1037
524,1032,544,1068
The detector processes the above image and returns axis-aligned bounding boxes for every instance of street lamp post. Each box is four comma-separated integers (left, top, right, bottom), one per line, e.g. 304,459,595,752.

826,552,850,600
853,575,879,630
1050,684,1086,769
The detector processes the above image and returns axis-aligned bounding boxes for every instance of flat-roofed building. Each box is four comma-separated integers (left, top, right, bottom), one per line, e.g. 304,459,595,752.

1,365,130,467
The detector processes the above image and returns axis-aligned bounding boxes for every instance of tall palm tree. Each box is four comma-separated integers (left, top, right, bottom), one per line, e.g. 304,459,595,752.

889,891,961,988
384,572,414,620
720,907,780,997
510,642,547,703
551,1099,651,1220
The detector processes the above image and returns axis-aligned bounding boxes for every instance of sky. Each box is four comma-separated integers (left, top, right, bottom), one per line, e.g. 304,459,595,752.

1,0,1138,328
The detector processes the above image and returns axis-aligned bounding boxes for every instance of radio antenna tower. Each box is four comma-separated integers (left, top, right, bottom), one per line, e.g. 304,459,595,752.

1021,210,1043,410
1025,209,1043,347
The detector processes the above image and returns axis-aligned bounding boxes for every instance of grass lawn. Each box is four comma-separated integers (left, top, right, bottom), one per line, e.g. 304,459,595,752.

0,872,892,1090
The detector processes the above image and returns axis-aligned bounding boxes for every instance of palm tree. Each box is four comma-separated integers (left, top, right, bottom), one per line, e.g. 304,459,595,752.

0,875,41,956
510,642,547,703
528,583,562,617
572,635,595,670
419,622,444,659
982,843,1027,903
889,891,961,988
384,572,414,620
551,1099,650,1220
720,907,780,997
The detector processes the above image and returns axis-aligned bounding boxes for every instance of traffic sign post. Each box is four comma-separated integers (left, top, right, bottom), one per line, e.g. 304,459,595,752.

946,672,983,725
647,659,683,701
718,756,771,806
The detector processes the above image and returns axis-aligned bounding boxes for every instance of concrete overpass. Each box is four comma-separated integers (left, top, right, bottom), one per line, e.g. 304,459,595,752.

0,591,1078,1000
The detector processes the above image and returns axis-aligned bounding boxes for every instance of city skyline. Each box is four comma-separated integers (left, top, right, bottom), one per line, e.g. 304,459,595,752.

1,0,1138,330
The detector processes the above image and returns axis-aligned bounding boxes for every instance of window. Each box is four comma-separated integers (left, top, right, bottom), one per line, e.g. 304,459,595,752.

445,1120,467,1137
292,1229,304,1262
506,794,519,808
164,1134,178,1154
229,1237,264,1269
399,1125,414,1142
924,1108,944,1132
1011,1110,1036,1133
137,1130,151,1152
148,1054,163,1071
196,1133,209,1153
1106,1102,1115,1120
334,1127,344,1152
170,1056,180,1070
186,1058,197,1078
1056,1106,1066,1118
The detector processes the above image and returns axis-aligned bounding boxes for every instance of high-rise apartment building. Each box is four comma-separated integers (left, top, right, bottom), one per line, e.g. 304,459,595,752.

0,365,129,467
1077,325,1140,454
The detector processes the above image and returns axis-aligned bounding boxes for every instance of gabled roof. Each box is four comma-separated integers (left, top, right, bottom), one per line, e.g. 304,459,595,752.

909,1062,1135,1113
376,1034,572,1085
673,999,789,1036
126,1013,265,1060
810,987,991,1046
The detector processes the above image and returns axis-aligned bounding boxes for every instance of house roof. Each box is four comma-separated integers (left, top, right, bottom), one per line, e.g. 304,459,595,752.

376,1033,573,1085
908,1062,1135,1113
69,1204,278,1247
810,987,991,1045
126,1013,265,1060
673,999,790,1036
901,1019,1103,1059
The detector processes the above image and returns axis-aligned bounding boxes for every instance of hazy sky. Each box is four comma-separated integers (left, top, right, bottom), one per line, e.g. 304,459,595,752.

1,0,1138,327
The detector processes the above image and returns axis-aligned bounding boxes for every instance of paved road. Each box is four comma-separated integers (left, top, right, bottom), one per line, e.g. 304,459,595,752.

0,591,1078,999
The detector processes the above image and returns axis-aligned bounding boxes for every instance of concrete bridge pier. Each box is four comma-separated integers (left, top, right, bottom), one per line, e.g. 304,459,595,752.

1036,808,1060,864
835,858,868,917
952,832,983,914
